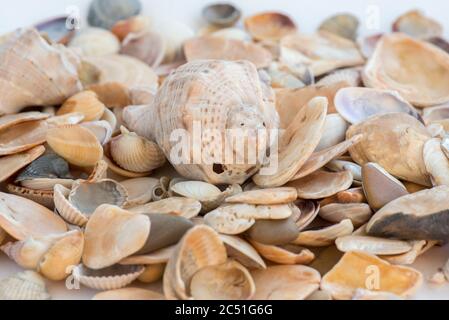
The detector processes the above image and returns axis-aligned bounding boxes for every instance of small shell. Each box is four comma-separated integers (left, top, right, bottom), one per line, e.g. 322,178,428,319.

88,82,131,109
326,159,362,182
46,125,104,167
246,216,300,246
393,10,443,39
321,187,366,206
69,28,120,56
129,197,201,219
0,271,50,300
120,31,165,68
250,241,315,265
88,0,142,30
101,108,119,135
6,184,54,209
0,112,50,131
121,177,159,207
423,138,449,187
245,12,297,42
73,264,144,291
120,245,175,266
315,114,350,152
225,187,297,205
111,15,151,41
293,199,320,231
0,120,48,156
335,235,412,255
319,203,372,227
293,219,354,247
184,36,273,69
35,16,75,45
81,120,113,146
219,235,266,270
0,146,45,183
319,14,359,41
138,264,165,283
321,251,423,299
203,3,241,27
83,205,151,269
57,91,106,122
251,265,321,300
110,126,166,173
93,288,164,300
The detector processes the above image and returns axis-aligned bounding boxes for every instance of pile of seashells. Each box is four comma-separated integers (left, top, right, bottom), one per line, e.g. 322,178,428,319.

1,0,449,300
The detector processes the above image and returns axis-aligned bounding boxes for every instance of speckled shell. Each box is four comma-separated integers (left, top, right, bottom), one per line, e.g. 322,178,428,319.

0,29,82,115
88,0,142,30
124,60,279,185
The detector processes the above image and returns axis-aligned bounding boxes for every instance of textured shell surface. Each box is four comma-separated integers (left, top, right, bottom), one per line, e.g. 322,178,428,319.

125,60,279,185
0,271,51,300
68,28,120,56
15,152,72,183
0,145,45,183
88,0,142,30
0,28,82,115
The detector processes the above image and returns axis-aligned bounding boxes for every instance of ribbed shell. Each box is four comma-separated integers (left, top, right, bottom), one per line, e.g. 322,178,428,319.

0,271,50,300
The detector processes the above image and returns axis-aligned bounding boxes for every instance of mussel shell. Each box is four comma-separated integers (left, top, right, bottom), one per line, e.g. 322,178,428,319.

0,146,46,183
88,0,142,30
15,153,72,183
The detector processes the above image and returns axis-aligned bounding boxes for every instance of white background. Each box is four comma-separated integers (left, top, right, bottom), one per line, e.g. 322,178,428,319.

1,0,449,300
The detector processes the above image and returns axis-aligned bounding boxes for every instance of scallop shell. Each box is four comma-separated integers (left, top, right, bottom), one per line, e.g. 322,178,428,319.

319,14,359,41
129,197,201,219
190,260,255,300
163,225,227,300
0,146,45,183
250,241,315,265
423,138,449,187
293,219,354,247
335,235,412,255
0,112,50,131
335,87,421,124
46,125,104,167
251,265,321,300
203,3,241,27
88,0,142,30
321,251,423,300
121,31,165,68
68,28,120,56
58,91,106,122
347,113,431,186
184,36,273,68
254,97,328,187
124,60,279,185
0,192,67,240
319,203,372,228
93,288,164,300
219,234,266,270
280,31,365,77
0,271,51,300
393,10,443,39
73,264,144,290
245,12,297,42
366,186,449,241
0,28,82,115
110,126,166,173
0,120,48,156
225,187,297,205
83,205,150,269
363,33,449,107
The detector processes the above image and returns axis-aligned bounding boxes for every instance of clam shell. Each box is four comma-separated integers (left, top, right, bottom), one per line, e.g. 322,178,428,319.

121,177,159,207
68,28,120,56
423,138,449,186
335,235,412,255
281,31,365,77
246,216,300,246
138,263,165,283
83,205,151,269
88,82,131,109
73,264,144,291
320,187,366,206
393,10,442,39
184,36,273,69
362,162,409,210
0,28,82,115
120,245,175,266
316,68,362,87
81,120,113,146
111,15,151,41
245,12,297,42
319,14,359,41
315,114,349,152
0,271,50,300
293,219,354,247
219,234,266,270
53,184,86,226
250,241,315,265
0,192,67,240
347,113,431,186
0,120,48,156
251,265,321,300
121,31,165,68
288,170,353,200
321,251,423,299
129,197,201,219
366,186,449,241
5,184,54,209
319,203,372,227
46,112,85,127
293,199,320,231
58,91,105,122
363,33,449,107
0,112,50,131
335,87,421,124
0,146,45,182
88,0,142,30
93,288,164,300
163,225,227,300
46,125,103,167
422,104,449,124
326,159,362,182
225,187,297,205
254,97,328,187
203,3,241,27
190,260,255,300
382,240,430,265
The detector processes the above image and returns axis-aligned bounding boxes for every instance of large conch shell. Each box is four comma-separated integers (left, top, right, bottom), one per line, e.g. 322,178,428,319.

0,28,82,115
124,60,279,185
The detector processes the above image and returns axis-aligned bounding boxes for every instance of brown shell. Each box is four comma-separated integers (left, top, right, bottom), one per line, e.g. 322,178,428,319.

0,146,45,182
0,120,48,156
244,12,297,41
57,91,105,122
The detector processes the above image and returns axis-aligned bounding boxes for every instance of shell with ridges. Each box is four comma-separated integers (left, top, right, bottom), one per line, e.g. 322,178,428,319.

0,271,50,300
219,234,266,270
57,91,105,122
68,28,120,56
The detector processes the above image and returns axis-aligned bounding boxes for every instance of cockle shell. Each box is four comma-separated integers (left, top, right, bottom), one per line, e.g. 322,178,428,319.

0,271,50,300
121,31,165,68
250,241,315,265
46,112,85,128
225,187,297,205
88,0,142,30
184,36,273,68
319,203,372,227
0,146,45,182
57,90,106,122
68,28,120,56
129,197,201,219
321,251,423,299
0,112,49,131
73,264,144,290
363,33,449,107
244,12,297,42
319,14,359,41
46,125,104,167
124,60,279,185
347,113,432,186
93,288,164,300
219,234,266,270
0,28,82,115
0,192,67,240
251,265,321,300
0,120,48,156
203,3,241,27
335,235,412,255
190,260,255,300
393,10,443,39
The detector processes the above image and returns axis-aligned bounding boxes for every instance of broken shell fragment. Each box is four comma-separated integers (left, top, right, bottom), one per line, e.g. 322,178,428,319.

190,260,255,300
393,10,443,39
293,219,354,247
321,251,423,299
0,271,51,300
382,240,430,265
0,146,45,183
219,235,266,270
225,187,297,205
81,120,113,146
93,288,164,300
245,12,297,42
315,114,349,152
120,31,165,68
320,187,366,206
319,13,359,41
246,216,300,246
319,203,372,227
250,241,315,265
120,245,175,266
57,91,106,122
423,138,449,187
73,264,144,290
68,28,120,56
130,197,201,219
203,3,241,27
88,0,142,30
335,235,412,255
251,265,321,300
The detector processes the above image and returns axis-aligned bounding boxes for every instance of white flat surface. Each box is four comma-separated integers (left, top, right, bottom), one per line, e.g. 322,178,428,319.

1,0,449,300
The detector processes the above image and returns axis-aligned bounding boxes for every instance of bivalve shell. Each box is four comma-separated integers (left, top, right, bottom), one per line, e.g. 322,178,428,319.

244,12,297,42
57,91,105,122
73,264,144,290
0,271,50,300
